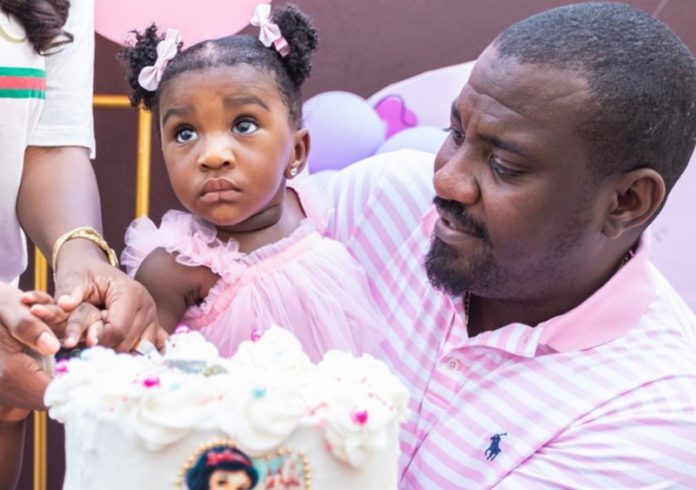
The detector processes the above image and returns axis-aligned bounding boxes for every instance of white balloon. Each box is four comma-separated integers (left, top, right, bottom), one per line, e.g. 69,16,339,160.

303,91,386,173
376,126,448,155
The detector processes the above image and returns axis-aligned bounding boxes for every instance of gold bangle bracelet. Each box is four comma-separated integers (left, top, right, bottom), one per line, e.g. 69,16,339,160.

51,226,119,279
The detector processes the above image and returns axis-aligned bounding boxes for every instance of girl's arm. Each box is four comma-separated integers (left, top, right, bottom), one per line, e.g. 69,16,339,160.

135,248,217,333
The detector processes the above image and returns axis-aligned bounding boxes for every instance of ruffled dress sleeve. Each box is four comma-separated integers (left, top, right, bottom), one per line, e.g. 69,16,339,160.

121,210,233,277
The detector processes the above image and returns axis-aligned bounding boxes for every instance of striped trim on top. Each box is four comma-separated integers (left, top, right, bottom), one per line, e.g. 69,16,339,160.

0,66,46,99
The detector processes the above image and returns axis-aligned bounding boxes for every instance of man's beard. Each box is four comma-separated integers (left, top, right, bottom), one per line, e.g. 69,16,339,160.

425,236,495,297
425,196,496,297
425,189,594,299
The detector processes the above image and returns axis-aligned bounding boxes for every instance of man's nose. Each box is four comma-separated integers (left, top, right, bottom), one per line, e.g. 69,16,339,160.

433,146,480,205
197,134,234,170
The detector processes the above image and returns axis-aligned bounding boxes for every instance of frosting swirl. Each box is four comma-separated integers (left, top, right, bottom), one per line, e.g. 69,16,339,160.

45,326,408,465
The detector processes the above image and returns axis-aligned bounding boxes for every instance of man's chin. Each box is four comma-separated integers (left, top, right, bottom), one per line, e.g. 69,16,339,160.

425,238,471,297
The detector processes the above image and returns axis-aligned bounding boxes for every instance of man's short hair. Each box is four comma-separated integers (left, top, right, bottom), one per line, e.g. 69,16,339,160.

494,2,696,192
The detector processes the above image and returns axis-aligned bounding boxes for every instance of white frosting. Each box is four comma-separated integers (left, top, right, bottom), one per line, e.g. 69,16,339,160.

45,327,408,469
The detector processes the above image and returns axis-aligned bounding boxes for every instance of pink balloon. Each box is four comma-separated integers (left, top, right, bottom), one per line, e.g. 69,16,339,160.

95,0,271,46
373,94,418,138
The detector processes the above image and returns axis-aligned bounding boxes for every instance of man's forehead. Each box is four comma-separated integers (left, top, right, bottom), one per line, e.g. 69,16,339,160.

460,46,591,119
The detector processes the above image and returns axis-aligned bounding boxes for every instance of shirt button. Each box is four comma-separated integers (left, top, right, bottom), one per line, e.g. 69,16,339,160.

446,358,460,370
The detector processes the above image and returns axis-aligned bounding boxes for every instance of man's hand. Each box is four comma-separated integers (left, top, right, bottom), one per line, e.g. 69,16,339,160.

50,244,159,352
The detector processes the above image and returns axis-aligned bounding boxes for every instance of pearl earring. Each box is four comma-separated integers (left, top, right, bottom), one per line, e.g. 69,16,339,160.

289,168,298,177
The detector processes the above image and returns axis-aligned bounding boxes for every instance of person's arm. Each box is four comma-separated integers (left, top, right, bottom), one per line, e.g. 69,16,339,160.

17,146,159,350
308,150,434,288
0,327,49,490
135,248,213,333
309,150,434,243
0,418,27,490
16,0,159,351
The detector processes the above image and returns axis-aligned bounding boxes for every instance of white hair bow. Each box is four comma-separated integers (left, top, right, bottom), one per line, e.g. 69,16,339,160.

250,4,289,57
137,28,182,91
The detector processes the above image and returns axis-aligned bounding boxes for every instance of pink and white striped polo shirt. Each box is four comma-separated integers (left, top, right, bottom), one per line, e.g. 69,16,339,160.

312,149,696,489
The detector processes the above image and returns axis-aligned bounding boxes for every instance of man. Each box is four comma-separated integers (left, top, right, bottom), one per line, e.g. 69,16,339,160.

315,3,696,488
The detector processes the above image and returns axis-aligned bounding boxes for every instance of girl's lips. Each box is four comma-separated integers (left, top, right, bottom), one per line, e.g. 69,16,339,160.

200,189,240,203
200,178,240,195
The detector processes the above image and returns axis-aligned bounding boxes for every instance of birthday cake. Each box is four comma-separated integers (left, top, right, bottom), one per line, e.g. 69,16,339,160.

44,327,408,489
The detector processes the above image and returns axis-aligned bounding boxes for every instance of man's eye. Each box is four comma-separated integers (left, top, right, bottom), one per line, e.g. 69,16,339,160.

234,119,259,135
490,157,522,177
175,127,197,143
446,126,465,144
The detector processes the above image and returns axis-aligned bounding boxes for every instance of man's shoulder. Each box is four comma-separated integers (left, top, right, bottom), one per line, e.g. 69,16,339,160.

645,260,696,341
319,149,434,194
340,149,434,211
310,150,435,240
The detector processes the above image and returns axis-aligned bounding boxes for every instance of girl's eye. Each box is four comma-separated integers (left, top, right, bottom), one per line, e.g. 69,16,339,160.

175,127,197,143
234,119,259,135
446,126,465,145
490,156,522,177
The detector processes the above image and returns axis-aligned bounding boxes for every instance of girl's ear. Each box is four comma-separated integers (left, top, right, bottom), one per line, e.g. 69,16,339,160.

285,128,310,179
601,168,666,239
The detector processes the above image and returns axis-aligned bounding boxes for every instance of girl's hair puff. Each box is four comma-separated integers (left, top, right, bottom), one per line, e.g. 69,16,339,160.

119,4,318,125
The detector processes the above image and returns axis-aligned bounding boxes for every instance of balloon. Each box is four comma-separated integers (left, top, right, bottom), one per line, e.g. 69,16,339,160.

373,94,419,137
376,126,448,155
95,0,270,46
303,91,386,173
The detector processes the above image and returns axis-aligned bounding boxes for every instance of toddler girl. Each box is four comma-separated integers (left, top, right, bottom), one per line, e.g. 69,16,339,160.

119,4,382,360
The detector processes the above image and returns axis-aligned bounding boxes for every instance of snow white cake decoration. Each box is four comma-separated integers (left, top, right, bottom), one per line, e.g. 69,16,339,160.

179,439,311,490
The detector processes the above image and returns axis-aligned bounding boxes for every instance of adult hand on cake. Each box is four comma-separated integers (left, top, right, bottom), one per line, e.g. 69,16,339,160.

48,240,160,352
23,290,104,347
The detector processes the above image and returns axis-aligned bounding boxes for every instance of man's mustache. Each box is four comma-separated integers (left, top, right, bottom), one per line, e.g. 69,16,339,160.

433,196,489,240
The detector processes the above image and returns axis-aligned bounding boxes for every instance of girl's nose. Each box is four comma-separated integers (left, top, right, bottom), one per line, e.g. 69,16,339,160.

197,135,234,170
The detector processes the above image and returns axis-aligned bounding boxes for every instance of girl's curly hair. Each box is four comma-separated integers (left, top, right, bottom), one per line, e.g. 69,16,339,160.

119,4,318,125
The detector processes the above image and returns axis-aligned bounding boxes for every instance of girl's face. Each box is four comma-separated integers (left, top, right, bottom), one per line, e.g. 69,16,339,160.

208,469,252,490
158,65,308,238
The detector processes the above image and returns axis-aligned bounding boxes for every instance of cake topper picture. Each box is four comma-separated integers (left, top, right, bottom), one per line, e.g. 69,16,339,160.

182,442,310,490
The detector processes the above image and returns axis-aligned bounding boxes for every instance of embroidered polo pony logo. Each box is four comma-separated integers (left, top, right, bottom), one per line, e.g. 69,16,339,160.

484,433,507,461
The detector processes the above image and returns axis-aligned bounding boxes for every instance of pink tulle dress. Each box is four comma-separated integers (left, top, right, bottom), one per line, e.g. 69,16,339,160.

121,183,383,361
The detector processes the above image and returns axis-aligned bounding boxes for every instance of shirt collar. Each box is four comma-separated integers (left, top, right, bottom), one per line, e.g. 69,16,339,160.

421,207,657,355
535,233,655,352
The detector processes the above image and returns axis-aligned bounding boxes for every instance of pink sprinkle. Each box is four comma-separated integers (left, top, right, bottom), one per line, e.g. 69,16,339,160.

142,376,160,388
174,324,191,334
324,439,333,452
55,360,70,375
352,409,369,425
251,329,264,341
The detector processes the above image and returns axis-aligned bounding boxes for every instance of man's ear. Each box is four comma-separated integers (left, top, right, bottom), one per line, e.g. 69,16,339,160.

285,128,310,179
602,168,666,239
